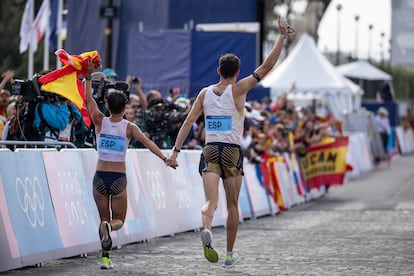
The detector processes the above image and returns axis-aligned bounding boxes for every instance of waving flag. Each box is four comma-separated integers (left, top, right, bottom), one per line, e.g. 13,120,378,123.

38,49,101,128
19,0,32,53
31,0,50,52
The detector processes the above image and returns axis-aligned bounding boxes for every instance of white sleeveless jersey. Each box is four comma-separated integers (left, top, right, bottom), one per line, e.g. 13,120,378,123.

203,85,244,144
97,117,129,162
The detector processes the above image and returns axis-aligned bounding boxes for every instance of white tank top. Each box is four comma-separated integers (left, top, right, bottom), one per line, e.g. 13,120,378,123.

203,85,244,144
97,117,129,162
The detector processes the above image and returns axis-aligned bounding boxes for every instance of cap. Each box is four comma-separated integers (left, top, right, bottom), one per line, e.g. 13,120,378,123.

251,109,265,121
378,107,389,116
103,68,118,78
91,72,107,81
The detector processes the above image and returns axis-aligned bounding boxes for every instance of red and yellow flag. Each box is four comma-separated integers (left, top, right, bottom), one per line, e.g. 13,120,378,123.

38,49,101,128
299,137,352,190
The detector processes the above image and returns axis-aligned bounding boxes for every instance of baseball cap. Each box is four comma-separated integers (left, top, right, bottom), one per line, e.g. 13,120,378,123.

103,68,118,79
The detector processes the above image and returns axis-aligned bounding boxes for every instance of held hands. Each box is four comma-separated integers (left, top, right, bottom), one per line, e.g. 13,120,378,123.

278,16,295,36
165,157,178,169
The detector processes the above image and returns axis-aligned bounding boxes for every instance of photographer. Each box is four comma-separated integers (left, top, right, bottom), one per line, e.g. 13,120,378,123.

33,95,82,143
126,75,147,111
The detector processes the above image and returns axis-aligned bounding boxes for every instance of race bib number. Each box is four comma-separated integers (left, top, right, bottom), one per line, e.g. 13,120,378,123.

98,134,126,155
205,115,232,133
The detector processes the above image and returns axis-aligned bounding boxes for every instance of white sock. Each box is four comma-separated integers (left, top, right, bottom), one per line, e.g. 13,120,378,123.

226,251,232,257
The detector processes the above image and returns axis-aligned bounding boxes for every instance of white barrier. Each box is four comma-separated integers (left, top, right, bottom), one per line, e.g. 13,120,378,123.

0,133,374,272
345,132,374,179
395,126,414,154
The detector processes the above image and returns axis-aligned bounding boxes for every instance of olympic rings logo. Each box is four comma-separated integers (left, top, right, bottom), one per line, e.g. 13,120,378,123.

15,176,45,228
171,173,192,209
146,170,166,210
58,171,88,226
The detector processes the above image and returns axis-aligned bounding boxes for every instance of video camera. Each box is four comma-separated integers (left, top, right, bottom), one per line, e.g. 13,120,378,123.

136,99,187,148
13,75,43,102
91,76,130,104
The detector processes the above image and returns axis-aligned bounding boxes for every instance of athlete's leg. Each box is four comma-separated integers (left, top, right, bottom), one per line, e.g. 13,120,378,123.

223,175,242,252
93,187,110,235
110,189,127,231
201,171,220,230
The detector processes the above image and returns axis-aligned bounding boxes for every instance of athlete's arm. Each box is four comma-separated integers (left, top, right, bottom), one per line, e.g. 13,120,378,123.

130,123,177,169
170,89,205,159
234,16,294,97
85,61,104,128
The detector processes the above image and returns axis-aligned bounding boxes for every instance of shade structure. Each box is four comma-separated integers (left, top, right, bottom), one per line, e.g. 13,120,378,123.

261,33,361,117
336,60,392,81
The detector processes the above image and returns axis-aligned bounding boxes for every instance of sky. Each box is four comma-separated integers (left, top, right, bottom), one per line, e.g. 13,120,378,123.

317,0,391,61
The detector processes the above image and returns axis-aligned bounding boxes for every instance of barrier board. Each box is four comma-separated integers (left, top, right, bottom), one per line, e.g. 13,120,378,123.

395,126,414,154
242,159,272,218
0,151,64,270
42,151,101,255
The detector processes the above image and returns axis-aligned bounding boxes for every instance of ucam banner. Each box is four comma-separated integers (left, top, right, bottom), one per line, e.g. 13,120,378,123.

299,137,352,190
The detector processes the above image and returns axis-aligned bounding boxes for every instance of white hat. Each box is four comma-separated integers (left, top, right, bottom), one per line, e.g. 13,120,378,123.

251,109,265,121
91,72,107,81
378,107,389,116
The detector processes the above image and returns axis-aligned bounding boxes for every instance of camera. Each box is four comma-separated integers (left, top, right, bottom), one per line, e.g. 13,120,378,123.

91,78,130,104
131,76,140,84
13,77,42,102
135,99,187,148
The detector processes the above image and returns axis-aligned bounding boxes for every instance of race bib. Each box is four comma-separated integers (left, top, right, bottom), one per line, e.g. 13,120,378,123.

58,123,72,141
205,115,232,133
98,134,126,155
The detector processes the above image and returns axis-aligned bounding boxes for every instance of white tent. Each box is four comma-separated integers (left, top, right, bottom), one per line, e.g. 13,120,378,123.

336,60,392,81
261,33,362,117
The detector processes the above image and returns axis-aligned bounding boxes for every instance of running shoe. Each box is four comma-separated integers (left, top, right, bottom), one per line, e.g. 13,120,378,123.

200,229,219,263
222,252,239,268
100,256,114,269
100,221,112,251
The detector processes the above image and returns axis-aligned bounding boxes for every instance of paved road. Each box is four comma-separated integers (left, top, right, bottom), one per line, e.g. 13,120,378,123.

2,155,414,275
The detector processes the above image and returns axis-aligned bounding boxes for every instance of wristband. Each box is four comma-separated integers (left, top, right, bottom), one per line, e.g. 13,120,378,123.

251,72,261,82
173,146,181,153
163,157,167,163
86,75,92,81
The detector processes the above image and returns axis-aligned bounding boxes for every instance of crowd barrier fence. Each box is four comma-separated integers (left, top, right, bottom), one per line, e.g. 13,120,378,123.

395,126,414,155
0,132,377,272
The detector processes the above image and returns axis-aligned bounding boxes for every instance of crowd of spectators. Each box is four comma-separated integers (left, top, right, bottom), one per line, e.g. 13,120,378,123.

0,68,343,157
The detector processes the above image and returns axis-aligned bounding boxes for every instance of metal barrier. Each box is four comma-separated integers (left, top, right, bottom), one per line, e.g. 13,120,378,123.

0,141,77,151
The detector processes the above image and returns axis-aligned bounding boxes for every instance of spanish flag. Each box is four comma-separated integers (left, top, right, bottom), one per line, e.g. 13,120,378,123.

38,49,101,128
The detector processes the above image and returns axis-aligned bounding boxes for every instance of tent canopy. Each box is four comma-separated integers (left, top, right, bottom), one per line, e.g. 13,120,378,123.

260,33,361,117
336,60,392,81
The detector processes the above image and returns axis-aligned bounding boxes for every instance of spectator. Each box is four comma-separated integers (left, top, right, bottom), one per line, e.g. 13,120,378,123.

271,123,291,154
103,68,118,82
167,87,181,103
1,101,15,141
375,106,391,157
125,76,147,110
146,89,163,108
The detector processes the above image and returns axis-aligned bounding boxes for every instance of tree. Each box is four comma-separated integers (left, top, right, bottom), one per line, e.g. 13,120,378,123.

0,0,53,80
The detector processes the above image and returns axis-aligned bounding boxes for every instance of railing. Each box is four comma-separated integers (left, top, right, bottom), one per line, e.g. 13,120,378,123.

0,141,77,151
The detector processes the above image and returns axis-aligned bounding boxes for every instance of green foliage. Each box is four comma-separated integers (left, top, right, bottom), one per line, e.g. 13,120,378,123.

0,0,55,80
379,64,414,100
